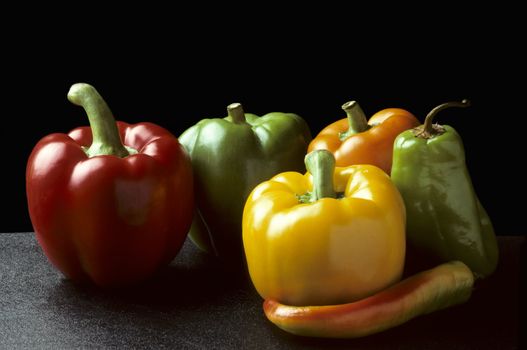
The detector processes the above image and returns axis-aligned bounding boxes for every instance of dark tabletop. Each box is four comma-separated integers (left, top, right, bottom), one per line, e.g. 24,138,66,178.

1,233,524,349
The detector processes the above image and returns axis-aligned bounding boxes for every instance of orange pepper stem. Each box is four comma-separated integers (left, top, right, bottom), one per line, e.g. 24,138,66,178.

339,101,369,141
227,103,247,124
422,99,471,135
305,150,336,201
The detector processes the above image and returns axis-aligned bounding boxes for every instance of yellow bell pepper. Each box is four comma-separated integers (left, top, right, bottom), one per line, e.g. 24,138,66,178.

242,150,406,306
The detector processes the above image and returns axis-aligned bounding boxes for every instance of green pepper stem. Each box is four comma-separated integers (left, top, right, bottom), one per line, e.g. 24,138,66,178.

67,83,131,158
423,99,471,134
339,101,369,141
305,150,336,201
227,103,247,124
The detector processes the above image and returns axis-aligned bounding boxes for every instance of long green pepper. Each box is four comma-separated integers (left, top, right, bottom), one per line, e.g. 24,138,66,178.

391,100,498,278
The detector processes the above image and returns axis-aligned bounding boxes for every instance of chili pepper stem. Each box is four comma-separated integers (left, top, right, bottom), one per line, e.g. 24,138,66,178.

227,103,247,124
67,83,134,158
415,99,471,138
339,101,369,141
305,150,336,201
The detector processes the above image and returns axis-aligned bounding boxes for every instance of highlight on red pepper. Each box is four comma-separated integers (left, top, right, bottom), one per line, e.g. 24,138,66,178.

26,83,194,288
308,101,420,174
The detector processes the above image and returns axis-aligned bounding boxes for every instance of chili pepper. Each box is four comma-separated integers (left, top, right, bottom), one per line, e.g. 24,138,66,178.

263,261,474,338
26,83,194,287
242,150,406,306
391,100,498,278
308,101,420,174
179,103,311,267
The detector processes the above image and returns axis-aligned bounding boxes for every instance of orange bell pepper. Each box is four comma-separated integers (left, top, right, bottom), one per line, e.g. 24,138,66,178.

308,101,420,174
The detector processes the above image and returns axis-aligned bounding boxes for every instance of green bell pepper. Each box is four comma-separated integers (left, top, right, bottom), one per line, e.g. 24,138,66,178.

179,103,312,267
391,100,498,278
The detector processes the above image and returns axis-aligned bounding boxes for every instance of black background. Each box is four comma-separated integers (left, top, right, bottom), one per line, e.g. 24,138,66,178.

2,9,524,235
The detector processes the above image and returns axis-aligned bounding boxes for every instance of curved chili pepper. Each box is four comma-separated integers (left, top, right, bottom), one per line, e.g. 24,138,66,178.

264,261,474,338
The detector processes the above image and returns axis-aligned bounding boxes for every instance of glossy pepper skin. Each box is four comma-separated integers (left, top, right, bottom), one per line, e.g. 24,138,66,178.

179,103,311,266
308,101,420,174
243,150,406,306
391,100,498,278
26,83,194,287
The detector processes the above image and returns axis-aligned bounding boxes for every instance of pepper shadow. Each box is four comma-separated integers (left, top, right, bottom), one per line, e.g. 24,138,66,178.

40,238,265,348
45,238,256,313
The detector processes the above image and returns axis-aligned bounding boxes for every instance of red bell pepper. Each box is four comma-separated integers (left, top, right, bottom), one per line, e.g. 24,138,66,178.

26,83,194,287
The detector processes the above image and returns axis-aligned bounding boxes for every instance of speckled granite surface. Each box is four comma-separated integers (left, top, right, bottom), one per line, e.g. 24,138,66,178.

1,233,524,349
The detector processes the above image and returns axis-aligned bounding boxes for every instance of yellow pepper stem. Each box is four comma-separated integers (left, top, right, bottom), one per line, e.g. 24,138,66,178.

305,150,336,201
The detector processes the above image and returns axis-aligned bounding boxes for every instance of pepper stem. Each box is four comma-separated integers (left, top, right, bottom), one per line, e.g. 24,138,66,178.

423,99,471,134
227,103,247,124
305,150,336,201
339,101,369,141
68,83,132,158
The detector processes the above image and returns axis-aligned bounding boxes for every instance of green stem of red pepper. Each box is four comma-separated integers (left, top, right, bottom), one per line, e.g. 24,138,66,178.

416,99,471,138
227,103,247,124
67,83,137,158
339,101,369,141
304,150,336,202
